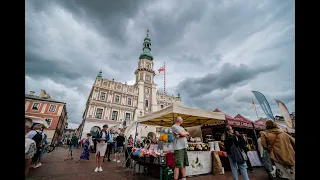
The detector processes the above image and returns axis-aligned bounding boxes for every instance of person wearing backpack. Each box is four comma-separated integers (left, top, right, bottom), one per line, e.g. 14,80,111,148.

222,125,249,180
26,124,45,168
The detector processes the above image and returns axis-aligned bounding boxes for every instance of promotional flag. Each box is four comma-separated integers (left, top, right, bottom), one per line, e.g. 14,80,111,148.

275,99,294,128
158,65,165,73
252,91,275,120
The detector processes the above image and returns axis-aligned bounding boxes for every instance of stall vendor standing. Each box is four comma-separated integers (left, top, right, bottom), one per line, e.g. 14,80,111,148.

172,116,190,180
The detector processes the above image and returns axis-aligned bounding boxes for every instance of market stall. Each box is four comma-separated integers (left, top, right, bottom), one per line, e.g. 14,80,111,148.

135,102,226,178
202,109,263,168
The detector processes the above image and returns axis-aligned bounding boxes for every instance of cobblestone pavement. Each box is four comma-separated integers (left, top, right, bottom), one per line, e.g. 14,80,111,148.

27,148,268,180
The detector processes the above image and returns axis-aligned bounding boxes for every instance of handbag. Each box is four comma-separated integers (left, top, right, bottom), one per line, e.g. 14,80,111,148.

263,133,280,173
241,149,248,161
230,143,245,164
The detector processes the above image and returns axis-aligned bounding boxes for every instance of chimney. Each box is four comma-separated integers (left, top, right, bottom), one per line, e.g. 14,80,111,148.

29,91,35,96
39,89,47,98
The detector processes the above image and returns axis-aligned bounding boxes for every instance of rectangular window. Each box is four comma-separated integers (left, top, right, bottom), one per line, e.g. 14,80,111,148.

125,113,131,121
145,100,149,107
32,103,40,110
100,92,106,100
49,105,56,112
45,118,52,127
115,95,120,103
127,98,132,106
112,111,118,121
95,108,103,119
161,105,164,109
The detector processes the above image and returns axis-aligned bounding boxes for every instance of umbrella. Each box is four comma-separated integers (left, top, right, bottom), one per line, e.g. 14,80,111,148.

25,115,49,128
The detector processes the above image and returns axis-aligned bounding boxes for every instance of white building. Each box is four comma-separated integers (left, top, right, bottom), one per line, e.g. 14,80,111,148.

77,30,181,139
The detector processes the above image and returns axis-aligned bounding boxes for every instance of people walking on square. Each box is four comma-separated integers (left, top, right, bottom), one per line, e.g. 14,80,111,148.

106,129,115,162
94,124,110,172
25,118,37,177
115,132,125,163
39,134,48,165
171,116,189,180
222,125,250,180
65,132,78,160
261,120,295,180
77,133,91,162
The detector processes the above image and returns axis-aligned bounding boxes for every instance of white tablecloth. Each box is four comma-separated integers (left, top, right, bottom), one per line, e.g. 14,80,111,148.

247,151,262,167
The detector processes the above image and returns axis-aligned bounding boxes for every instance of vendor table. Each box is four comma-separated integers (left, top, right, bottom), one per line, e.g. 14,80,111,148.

186,151,212,176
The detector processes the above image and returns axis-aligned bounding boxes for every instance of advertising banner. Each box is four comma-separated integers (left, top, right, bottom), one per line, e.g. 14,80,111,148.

186,151,212,176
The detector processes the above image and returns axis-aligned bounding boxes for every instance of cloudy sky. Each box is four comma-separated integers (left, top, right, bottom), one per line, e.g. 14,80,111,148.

26,0,295,129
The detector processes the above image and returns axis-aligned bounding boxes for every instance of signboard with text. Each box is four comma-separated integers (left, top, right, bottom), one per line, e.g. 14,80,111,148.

186,151,212,176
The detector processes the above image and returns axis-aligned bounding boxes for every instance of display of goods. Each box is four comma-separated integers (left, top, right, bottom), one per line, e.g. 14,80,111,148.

159,134,169,142
161,128,172,134
188,137,201,142
187,143,209,151
168,134,173,143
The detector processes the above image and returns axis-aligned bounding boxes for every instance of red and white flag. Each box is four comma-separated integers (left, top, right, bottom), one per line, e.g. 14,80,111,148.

158,65,165,73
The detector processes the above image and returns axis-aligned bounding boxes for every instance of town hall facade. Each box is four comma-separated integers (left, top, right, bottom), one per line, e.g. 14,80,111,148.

77,31,181,139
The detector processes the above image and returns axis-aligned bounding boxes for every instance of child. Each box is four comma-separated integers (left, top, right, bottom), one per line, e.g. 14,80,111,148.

78,133,91,162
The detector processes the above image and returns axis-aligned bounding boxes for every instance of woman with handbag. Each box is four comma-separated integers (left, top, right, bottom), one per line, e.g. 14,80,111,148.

261,120,295,180
222,125,250,180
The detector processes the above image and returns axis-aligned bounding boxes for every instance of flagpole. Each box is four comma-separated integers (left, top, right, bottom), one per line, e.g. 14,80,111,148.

163,62,166,107
254,104,259,120
252,100,259,149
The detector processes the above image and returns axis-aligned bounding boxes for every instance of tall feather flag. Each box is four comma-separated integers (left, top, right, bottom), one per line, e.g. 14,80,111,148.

252,91,275,120
275,99,294,128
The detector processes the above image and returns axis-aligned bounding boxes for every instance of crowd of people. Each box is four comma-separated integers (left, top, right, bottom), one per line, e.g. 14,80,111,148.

222,120,295,180
25,118,48,176
26,116,295,179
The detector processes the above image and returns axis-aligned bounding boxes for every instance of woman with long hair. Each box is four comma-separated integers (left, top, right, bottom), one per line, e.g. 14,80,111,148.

222,125,249,180
261,120,295,180
94,124,109,172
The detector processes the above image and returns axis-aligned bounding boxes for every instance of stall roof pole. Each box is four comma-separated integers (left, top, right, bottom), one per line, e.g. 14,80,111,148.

134,122,139,147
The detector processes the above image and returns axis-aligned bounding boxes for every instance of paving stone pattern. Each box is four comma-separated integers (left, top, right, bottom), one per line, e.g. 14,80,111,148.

27,148,268,180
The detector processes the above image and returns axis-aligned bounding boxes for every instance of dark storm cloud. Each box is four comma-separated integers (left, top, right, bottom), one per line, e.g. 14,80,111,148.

25,0,295,127
178,63,279,98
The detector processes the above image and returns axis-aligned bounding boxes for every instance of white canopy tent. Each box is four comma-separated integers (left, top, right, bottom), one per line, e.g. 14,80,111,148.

25,115,49,128
137,102,226,128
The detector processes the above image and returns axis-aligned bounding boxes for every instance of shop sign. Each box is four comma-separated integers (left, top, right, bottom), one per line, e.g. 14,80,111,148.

228,119,253,128
186,151,212,176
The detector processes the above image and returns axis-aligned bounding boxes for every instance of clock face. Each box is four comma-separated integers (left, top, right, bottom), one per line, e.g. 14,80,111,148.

146,94,149,98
